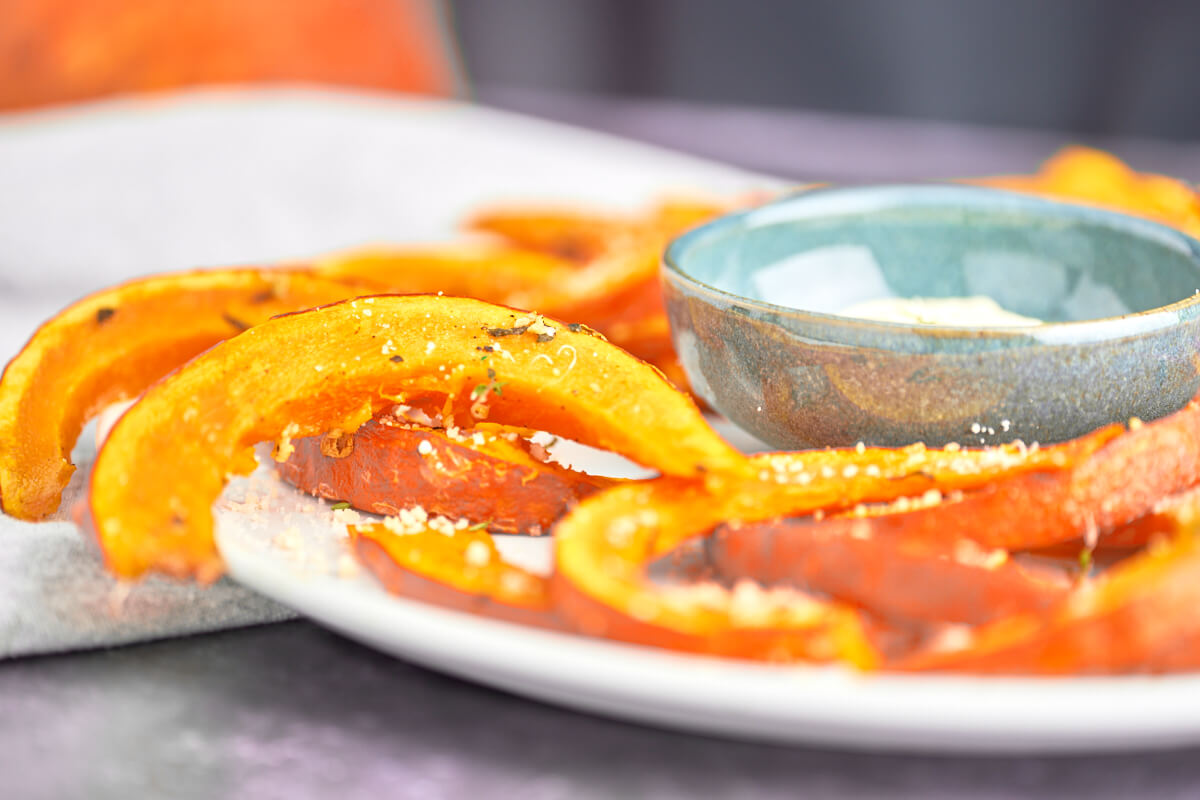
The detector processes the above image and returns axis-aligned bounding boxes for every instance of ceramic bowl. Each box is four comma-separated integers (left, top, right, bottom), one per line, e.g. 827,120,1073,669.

662,184,1200,449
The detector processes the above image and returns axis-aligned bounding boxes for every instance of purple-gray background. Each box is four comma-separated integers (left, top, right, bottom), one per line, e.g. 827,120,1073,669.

4,89,1200,798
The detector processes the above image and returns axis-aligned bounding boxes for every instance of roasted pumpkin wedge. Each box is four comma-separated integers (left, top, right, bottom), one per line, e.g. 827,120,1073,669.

0,268,370,520
465,197,730,263
465,207,630,262
84,295,748,580
551,474,882,663
709,516,1071,626
746,401,1200,554
351,522,563,629
310,242,573,299
899,528,1200,674
548,434,1111,662
279,417,612,535
978,146,1200,238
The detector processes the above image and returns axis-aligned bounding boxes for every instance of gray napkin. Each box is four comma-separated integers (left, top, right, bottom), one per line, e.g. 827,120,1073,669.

0,526,297,660
0,428,297,660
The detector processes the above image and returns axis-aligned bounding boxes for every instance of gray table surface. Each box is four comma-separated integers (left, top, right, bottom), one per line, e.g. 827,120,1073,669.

6,89,1200,800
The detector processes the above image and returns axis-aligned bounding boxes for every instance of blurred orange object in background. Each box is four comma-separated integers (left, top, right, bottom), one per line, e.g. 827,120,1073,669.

981,147,1200,239
0,0,458,110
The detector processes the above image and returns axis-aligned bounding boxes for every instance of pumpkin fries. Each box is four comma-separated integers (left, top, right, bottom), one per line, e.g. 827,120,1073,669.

4,148,1200,674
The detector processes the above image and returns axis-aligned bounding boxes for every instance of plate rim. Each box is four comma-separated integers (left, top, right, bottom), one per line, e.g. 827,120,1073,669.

219,527,1200,756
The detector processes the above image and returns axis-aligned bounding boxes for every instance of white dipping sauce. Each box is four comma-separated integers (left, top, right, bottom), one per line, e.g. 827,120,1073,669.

838,296,1043,327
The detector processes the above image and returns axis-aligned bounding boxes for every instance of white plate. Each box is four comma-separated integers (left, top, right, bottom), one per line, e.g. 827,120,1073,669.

216,438,1200,757
7,89,1200,754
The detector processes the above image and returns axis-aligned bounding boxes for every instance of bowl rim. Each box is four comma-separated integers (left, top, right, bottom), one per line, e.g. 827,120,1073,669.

662,183,1200,344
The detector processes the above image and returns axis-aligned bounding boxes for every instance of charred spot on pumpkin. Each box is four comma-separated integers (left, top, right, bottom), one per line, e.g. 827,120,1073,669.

222,312,250,332
889,470,936,483
484,324,530,338
390,355,404,363
475,345,494,353
250,288,276,304
552,238,589,261
96,307,116,325
536,333,555,344
565,322,605,339
320,429,355,459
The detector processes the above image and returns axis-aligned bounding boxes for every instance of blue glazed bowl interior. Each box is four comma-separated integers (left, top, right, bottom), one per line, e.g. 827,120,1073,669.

673,185,1200,323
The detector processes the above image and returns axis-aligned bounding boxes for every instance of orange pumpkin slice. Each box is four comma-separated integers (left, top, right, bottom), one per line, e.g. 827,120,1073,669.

84,294,748,580
745,401,1200,555
280,417,612,535
0,268,368,519
351,522,562,630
